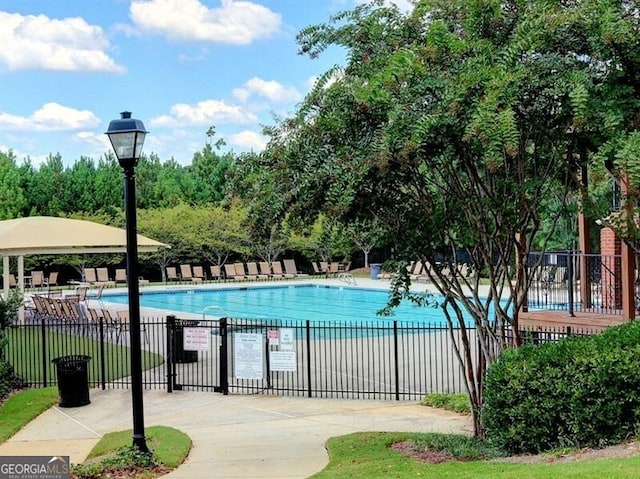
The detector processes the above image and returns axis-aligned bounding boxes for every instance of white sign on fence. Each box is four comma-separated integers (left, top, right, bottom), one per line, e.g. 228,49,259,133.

269,351,297,371
234,333,264,380
267,329,279,346
279,328,294,351
183,327,210,351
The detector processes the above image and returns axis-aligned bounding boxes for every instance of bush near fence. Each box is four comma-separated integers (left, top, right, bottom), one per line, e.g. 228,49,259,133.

483,321,640,454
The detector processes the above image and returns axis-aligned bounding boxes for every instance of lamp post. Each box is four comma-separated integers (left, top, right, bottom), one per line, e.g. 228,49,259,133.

105,111,149,454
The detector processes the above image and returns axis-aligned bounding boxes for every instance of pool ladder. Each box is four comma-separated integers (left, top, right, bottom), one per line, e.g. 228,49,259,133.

201,305,228,321
337,272,357,286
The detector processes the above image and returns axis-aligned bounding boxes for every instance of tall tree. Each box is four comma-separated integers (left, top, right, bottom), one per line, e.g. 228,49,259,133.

0,151,27,219
65,157,98,213
258,0,624,436
29,154,66,216
346,219,384,268
189,143,234,204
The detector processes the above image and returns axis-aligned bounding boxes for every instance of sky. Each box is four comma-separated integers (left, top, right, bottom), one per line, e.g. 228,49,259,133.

0,0,412,167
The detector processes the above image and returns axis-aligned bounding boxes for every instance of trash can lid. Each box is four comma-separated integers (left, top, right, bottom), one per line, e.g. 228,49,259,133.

52,355,92,364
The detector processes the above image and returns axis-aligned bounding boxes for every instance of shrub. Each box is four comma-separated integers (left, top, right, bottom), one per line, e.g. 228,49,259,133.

483,321,640,454
0,290,27,399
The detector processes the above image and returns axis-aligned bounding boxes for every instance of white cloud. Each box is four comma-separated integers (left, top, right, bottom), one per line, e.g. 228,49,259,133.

130,0,282,44
0,12,124,72
306,69,343,91
232,77,300,103
354,0,415,11
229,130,267,151
149,99,258,128
73,130,112,156
0,103,101,132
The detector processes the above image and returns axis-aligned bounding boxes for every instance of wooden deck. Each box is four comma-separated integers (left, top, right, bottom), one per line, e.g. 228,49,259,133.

519,310,627,333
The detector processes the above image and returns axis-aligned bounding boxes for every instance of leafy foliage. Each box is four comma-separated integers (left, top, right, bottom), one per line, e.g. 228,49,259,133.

0,290,27,399
483,321,640,454
258,0,622,437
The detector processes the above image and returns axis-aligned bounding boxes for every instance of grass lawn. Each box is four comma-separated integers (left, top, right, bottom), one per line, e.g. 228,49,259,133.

7,328,164,384
310,432,640,479
72,426,191,478
0,388,191,479
0,387,58,443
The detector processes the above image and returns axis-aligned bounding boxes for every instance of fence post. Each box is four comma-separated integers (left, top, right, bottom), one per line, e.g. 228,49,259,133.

99,317,106,390
394,320,400,401
218,317,229,395
40,313,47,388
567,249,575,317
306,320,312,398
166,315,175,393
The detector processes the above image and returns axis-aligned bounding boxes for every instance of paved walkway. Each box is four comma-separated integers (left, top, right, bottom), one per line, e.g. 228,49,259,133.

0,389,471,478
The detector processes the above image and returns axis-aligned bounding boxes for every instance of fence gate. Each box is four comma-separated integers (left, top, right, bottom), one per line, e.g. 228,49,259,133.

166,315,479,400
166,315,225,393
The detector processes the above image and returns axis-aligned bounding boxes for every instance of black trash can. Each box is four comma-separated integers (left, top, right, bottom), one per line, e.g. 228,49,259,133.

173,320,199,363
52,355,91,407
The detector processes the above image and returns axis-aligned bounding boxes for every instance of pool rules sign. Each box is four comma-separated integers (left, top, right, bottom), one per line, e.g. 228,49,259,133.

269,328,297,372
234,329,297,379
234,333,264,380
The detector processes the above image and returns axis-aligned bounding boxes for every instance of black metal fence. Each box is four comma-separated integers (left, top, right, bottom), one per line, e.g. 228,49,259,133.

8,314,603,401
167,317,470,400
7,315,168,390
527,251,631,315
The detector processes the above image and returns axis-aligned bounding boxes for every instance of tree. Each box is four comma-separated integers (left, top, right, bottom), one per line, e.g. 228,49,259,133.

93,154,124,214
346,219,384,268
28,154,66,216
137,205,195,280
65,157,98,213
259,0,615,436
233,151,290,263
0,151,27,219
189,202,249,266
188,142,234,204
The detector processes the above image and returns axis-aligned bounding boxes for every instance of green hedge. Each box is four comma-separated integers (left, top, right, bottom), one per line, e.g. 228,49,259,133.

483,321,640,454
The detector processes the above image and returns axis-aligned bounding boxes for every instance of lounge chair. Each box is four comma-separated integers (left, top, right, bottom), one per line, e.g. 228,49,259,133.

283,259,300,278
192,265,206,282
67,286,88,304
328,262,339,277
8,273,16,288
30,271,45,289
409,261,425,281
272,261,294,279
116,309,149,344
259,261,274,279
319,261,330,276
115,268,127,286
166,266,180,283
246,262,268,280
180,264,202,284
312,262,323,276
96,267,116,288
224,263,241,281
44,271,59,288
233,262,248,281
209,265,222,281
84,268,98,285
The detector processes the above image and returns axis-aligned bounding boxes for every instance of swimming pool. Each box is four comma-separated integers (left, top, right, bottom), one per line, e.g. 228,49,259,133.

103,284,457,325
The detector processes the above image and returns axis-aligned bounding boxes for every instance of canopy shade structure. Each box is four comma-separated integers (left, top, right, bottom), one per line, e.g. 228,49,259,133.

0,216,168,256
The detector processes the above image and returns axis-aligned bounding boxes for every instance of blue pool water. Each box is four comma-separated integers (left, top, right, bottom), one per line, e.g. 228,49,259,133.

104,284,455,325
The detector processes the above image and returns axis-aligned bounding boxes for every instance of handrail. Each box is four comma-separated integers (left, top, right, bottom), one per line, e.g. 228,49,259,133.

201,305,228,321
337,272,357,286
